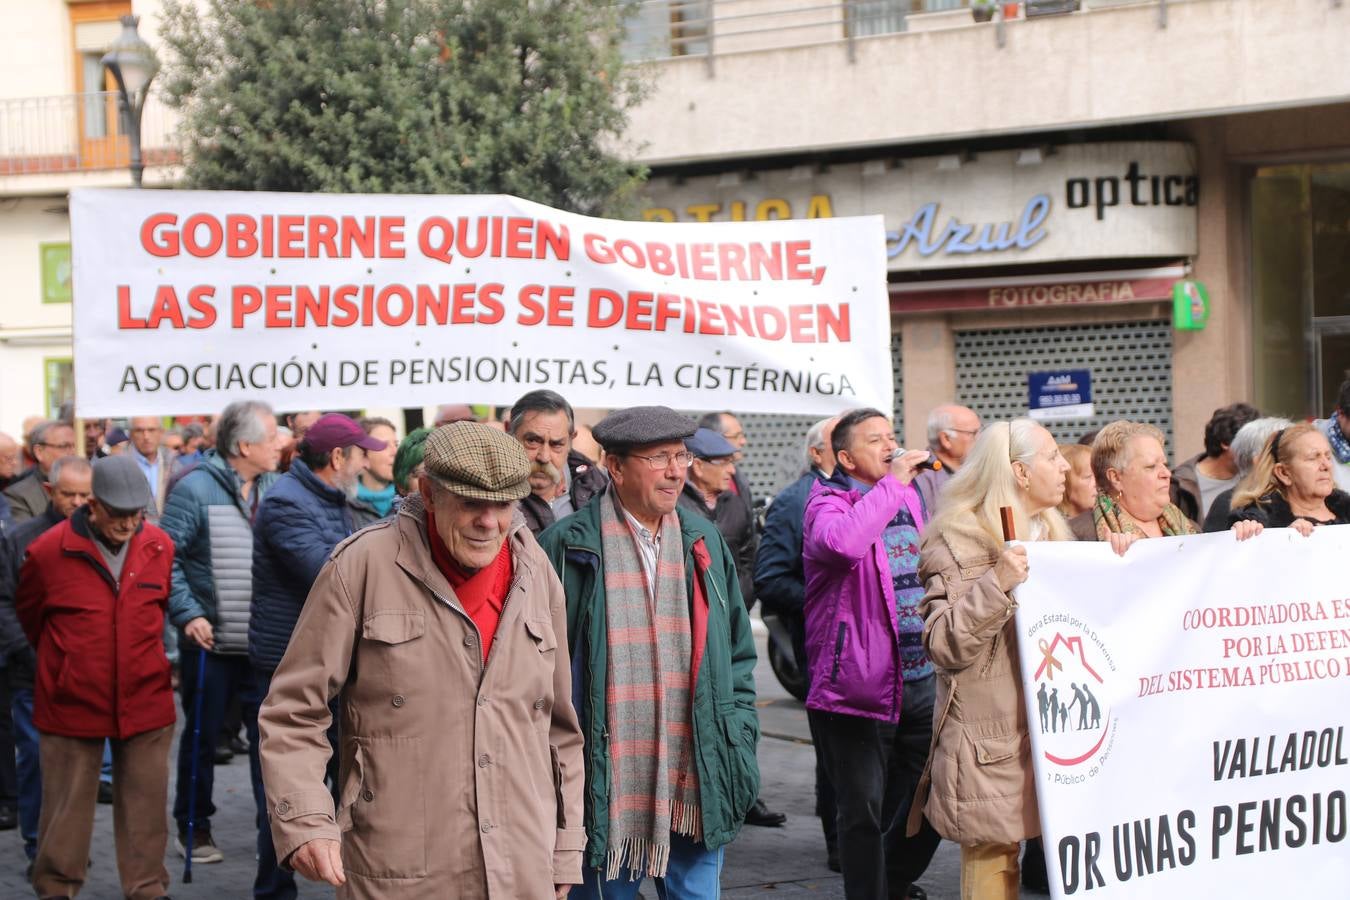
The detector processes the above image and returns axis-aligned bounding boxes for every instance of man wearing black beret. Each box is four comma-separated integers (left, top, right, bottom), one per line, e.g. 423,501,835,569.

538,406,761,898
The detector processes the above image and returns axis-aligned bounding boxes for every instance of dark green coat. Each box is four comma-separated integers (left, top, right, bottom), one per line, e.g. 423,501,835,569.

537,491,760,871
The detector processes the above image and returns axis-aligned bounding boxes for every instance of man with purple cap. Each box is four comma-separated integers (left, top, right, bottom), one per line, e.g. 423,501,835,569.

17,454,176,899
247,413,386,899
537,406,761,899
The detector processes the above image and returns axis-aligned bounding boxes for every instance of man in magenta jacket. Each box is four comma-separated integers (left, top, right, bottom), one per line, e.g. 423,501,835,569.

802,408,942,900
17,455,176,900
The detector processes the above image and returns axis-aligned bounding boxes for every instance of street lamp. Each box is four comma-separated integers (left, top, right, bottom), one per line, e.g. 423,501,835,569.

101,15,160,187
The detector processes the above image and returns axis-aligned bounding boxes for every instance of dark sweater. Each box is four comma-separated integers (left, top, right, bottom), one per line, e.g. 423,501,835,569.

1227,490,1350,528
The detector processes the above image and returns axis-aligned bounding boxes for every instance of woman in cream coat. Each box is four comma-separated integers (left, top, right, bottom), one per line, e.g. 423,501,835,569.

909,419,1071,899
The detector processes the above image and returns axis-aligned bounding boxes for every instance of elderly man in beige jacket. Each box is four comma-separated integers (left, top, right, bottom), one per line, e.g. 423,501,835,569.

259,422,585,899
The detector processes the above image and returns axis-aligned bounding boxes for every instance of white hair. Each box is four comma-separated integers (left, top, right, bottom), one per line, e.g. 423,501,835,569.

801,417,833,472
1230,416,1293,476
216,400,274,458
926,405,959,450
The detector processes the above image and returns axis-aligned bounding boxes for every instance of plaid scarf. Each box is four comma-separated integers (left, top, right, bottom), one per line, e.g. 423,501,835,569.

1092,492,1197,540
1321,417,1350,465
600,491,701,880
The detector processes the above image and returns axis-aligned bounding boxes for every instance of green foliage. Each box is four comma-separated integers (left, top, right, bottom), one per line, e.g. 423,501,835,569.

158,0,649,215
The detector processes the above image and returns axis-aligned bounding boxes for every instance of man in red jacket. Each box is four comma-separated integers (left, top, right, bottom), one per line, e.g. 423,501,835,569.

16,455,176,900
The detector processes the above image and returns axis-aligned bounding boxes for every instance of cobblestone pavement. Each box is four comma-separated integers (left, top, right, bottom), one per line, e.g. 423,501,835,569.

0,626,1053,898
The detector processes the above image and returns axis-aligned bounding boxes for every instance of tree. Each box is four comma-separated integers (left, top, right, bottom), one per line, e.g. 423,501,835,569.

158,0,649,215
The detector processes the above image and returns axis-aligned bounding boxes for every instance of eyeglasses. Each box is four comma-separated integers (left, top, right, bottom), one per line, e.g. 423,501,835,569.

699,456,735,467
38,442,76,452
628,451,695,470
947,428,980,438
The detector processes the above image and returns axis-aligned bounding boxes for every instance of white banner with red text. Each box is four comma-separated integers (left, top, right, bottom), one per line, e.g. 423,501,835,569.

69,189,892,417
1014,528,1349,900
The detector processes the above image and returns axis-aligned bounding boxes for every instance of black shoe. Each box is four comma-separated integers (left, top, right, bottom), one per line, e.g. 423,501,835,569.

0,804,16,830
906,887,928,900
744,798,787,827
97,781,114,804
213,741,234,764
228,734,249,755
826,848,840,872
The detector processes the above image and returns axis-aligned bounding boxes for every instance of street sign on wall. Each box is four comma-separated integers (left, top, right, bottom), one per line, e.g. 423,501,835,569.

1029,369,1094,420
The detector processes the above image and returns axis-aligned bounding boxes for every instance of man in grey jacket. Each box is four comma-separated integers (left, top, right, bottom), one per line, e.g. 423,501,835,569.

159,400,280,866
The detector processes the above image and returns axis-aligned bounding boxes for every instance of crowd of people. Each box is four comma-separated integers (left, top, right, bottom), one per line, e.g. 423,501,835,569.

0,378,1346,899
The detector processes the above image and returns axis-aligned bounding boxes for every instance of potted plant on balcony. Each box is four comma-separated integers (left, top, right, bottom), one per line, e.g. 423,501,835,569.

972,0,997,22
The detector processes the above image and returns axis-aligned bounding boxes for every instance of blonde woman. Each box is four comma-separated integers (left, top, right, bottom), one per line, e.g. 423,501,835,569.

1056,443,1095,519
1228,422,1350,534
909,419,1071,899
1068,420,1198,554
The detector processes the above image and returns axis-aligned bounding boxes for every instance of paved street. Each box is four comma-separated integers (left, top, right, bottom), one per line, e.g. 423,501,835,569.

0,625,1053,898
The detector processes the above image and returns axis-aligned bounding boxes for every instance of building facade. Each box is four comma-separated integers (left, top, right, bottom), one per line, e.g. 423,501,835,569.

2,0,1347,495
625,0,1350,493
0,0,180,439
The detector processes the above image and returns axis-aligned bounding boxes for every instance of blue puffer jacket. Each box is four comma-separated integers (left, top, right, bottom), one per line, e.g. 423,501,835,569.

249,459,354,672
160,452,278,655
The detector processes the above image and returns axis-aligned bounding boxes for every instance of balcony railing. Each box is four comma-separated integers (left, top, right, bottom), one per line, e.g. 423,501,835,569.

621,0,1167,63
0,91,180,176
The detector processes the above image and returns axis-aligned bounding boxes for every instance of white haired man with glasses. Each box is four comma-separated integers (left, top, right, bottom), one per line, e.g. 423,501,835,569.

537,406,761,899
913,404,981,516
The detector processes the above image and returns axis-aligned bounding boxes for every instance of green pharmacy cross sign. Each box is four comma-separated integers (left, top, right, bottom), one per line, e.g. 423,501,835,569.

1172,280,1210,331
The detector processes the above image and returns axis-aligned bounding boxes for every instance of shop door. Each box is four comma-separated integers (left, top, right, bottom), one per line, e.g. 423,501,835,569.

1316,327,1350,415
954,320,1174,451
1250,161,1350,418
724,331,904,499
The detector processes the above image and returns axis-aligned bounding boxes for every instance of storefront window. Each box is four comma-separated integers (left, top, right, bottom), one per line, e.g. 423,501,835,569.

1250,161,1350,419
44,357,74,420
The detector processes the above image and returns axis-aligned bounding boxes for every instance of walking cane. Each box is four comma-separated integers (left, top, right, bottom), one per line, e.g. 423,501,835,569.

183,646,208,884
999,506,1017,542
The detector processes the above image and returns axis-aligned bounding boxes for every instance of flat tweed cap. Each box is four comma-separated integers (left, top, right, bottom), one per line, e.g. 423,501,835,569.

592,406,697,450
422,422,532,502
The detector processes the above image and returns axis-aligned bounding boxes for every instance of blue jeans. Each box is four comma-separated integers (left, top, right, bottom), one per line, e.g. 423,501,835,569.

173,643,256,833
572,831,723,900
11,687,40,860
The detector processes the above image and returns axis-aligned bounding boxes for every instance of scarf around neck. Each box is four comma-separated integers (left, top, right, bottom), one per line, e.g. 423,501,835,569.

1321,417,1350,465
1092,492,1196,541
600,491,700,880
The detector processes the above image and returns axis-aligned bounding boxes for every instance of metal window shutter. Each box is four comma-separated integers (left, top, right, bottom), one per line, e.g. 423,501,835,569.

733,331,905,498
954,319,1174,450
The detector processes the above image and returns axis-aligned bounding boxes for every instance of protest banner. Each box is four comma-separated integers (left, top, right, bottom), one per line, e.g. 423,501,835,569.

1015,528,1350,899
69,189,892,417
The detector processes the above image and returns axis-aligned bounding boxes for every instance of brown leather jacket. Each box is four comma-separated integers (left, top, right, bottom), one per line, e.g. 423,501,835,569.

259,496,585,898
909,523,1039,847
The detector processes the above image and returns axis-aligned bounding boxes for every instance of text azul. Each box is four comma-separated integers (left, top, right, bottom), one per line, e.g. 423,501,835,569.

886,194,1051,259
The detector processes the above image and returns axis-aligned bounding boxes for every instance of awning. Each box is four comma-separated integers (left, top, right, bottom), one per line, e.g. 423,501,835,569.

890,264,1188,314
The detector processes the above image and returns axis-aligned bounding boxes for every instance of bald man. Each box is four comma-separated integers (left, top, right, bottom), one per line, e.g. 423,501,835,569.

913,404,981,516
